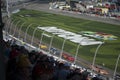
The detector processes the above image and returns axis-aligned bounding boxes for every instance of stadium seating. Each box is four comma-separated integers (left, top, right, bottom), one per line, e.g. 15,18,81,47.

3,35,107,80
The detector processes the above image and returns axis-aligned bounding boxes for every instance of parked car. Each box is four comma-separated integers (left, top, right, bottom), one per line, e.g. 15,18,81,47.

99,68,109,75
50,47,60,55
67,56,75,62
40,44,47,49
62,53,68,59
89,65,109,75
62,53,75,62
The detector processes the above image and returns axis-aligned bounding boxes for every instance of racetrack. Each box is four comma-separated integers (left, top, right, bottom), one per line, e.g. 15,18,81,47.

24,2,120,26
8,1,120,79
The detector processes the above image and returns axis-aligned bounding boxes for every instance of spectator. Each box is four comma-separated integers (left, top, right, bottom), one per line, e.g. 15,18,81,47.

52,62,70,80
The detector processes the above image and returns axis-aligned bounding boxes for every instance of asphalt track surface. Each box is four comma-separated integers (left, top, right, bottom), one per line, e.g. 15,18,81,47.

24,2,120,26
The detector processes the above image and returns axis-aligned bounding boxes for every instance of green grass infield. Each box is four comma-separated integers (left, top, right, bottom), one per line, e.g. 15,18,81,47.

11,9,120,73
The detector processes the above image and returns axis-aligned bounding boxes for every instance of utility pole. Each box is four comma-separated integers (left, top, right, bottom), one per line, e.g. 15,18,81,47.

0,0,6,80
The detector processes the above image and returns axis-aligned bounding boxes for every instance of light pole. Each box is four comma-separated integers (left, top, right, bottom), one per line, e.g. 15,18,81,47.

4,18,11,35
39,30,45,50
92,42,104,71
8,19,14,32
73,38,87,64
9,19,18,35
59,37,67,60
6,0,10,18
13,20,21,36
48,34,55,54
18,22,26,39
6,19,11,32
24,23,34,42
50,0,53,8
113,54,120,79
31,25,40,46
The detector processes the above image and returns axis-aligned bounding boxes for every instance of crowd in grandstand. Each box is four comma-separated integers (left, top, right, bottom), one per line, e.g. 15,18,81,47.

3,38,107,80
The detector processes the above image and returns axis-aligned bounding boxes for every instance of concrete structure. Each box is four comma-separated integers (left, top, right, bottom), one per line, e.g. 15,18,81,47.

101,8,109,14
